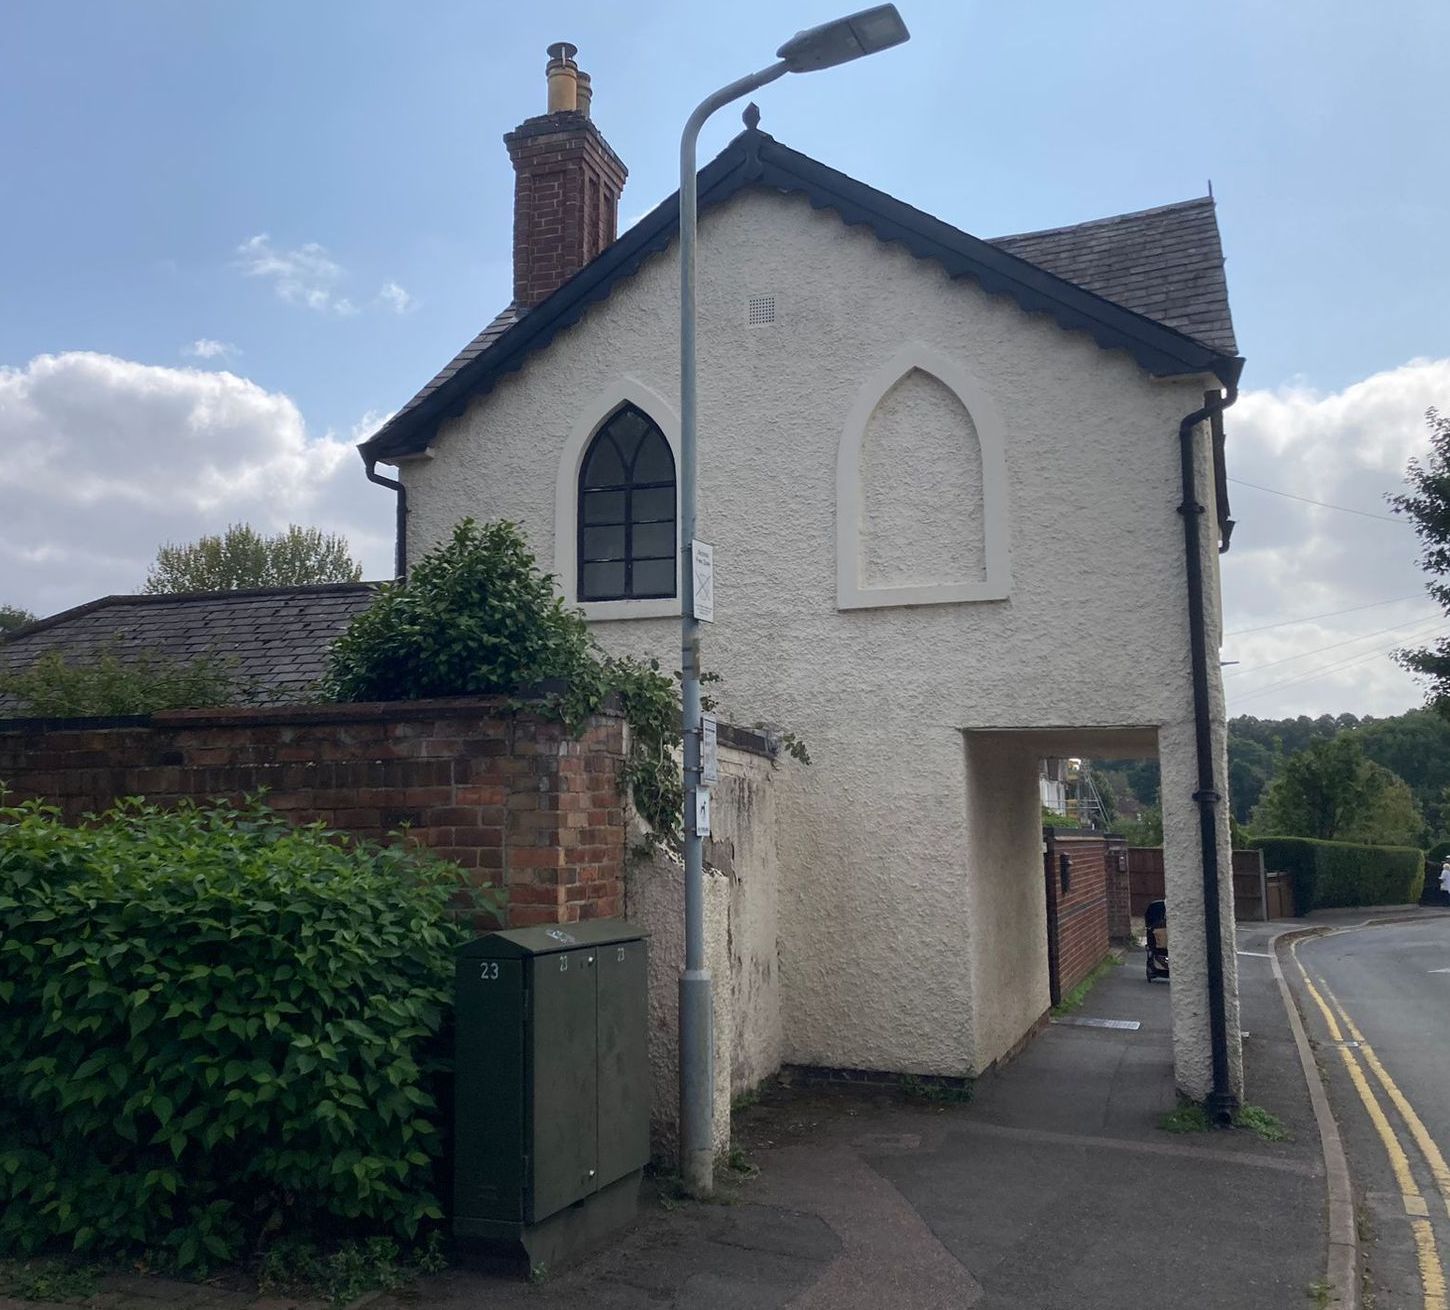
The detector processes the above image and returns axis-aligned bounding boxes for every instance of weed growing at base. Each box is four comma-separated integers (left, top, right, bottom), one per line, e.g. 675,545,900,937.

1158,1100,1288,1141
1051,953,1123,1016
0,1258,99,1302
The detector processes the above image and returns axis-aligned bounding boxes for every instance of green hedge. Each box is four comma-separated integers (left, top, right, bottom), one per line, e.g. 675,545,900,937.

1250,835,1425,914
0,796,491,1271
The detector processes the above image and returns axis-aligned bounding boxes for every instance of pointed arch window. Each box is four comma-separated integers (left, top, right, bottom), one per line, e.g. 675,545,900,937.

578,405,677,601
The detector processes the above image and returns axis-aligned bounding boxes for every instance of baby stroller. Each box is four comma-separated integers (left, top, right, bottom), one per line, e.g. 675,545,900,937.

1144,900,1170,982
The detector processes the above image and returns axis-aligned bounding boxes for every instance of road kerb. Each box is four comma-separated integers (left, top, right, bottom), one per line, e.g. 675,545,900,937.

1269,926,1358,1310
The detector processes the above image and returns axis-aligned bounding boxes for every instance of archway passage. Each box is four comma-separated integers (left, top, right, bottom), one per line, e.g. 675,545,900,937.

962,724,1241,1103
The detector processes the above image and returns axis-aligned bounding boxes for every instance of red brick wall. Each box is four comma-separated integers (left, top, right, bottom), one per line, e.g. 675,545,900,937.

0,699,627,929
1106,835,1132,945
504,113,627,308
1043,829,1112,1002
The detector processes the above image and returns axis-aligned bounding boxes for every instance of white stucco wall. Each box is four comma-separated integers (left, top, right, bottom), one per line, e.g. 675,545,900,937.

625,740,782,1160
400,187,1239,1093
706,741,783,1096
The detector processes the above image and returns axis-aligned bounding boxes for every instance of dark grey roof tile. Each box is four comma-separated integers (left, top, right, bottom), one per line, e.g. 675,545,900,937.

0,583,381,716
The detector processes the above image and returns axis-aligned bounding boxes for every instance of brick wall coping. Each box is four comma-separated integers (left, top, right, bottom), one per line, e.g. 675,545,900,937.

0,698,784,753
0,695,624,735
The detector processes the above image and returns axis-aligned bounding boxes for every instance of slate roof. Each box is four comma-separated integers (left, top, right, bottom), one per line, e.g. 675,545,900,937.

363,128,1241,465
990,198,1237,356
387,303,525,434
0,584,379,715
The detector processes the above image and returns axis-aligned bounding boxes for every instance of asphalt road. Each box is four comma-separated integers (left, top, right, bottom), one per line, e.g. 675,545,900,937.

1291,916,1450,1309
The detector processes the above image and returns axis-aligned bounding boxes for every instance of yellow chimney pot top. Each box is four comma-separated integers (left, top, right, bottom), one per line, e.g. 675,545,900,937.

545,41,579,114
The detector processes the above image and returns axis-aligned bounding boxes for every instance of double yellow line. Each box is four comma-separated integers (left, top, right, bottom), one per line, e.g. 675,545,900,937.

1291,936,1449,1310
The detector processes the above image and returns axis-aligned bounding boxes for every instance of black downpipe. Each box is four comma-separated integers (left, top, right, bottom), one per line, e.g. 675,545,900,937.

1177,378,1239,1123
365,458,407,580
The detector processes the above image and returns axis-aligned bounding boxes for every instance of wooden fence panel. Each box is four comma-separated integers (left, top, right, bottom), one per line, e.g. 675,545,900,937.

1128,846,1269,922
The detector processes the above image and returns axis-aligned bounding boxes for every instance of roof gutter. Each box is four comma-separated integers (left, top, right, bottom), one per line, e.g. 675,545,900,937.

1176,367,1241,1123
364,458,407,580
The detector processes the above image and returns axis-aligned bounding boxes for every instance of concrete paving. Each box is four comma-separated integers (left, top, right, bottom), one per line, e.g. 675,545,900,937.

7,931,1337,1310
382,946,1325,1309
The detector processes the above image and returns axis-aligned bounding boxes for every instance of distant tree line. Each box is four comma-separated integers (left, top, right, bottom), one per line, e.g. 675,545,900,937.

1093,706,1450,850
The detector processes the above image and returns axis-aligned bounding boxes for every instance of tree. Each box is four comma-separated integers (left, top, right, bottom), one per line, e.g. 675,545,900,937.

0,605,36,634
1114,805,1164,846
1227,731,1279,824
1250,735,1424,846
1390,408,1450,712
143,524,363,594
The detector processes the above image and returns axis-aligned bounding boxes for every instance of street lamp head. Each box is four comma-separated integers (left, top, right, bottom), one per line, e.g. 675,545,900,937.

776,5,910,73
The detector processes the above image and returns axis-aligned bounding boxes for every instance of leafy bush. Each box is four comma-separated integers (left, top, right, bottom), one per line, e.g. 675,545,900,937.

323,520,684,839
0,645,244,718
323,520,591,704
1249,835,1425,914
0,796,489,1271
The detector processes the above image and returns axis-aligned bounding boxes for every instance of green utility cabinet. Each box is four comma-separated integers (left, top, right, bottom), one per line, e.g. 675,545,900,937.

453,920,650,1266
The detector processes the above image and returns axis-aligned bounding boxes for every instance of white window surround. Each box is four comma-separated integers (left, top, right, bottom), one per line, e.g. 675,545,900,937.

554,376,682,622
836,342,1012,610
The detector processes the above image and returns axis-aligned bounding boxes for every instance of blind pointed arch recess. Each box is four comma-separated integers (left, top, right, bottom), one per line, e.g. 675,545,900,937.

837,343,1011,610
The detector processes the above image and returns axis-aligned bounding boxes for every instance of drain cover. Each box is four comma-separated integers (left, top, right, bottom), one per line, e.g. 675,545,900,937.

1052,1016,1142,1031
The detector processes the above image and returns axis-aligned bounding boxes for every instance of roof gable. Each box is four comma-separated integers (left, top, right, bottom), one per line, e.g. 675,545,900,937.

363,129,1242,463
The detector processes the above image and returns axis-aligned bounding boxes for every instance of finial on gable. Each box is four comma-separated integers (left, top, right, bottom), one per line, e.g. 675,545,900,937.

743,102,761,130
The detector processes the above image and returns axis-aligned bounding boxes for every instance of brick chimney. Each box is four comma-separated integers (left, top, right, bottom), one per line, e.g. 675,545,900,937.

504,43,628,309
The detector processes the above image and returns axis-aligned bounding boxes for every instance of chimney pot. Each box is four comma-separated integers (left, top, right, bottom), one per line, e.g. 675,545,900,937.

576,70,592,118
545,42,579,114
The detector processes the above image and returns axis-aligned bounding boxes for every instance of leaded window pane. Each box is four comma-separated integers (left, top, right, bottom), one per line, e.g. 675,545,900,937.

633,522,674,558
634,430,673,483
582,490,626,525
581,525,626,561
577,406,678,601
582,561,627,598
632,487,674,522
632,559,674,596
583,436,626,486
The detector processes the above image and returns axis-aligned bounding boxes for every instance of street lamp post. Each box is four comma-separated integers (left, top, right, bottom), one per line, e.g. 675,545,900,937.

676,4,910,1199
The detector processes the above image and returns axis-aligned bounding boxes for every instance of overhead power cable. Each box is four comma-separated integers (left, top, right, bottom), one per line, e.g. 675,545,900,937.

1225,593,1427,637
1227,618,1445,704
1227,477,1408,524
1224,611,1443,678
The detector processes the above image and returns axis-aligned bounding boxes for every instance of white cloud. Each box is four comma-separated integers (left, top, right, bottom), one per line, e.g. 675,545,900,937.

1222,357,1450,719
183,338,238,360
378,281,415,315
237,234,359,316
350,409,395,443
0,352,393,617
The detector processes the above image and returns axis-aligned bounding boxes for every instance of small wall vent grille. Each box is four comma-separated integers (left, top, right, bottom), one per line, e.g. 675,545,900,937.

747,295,776,326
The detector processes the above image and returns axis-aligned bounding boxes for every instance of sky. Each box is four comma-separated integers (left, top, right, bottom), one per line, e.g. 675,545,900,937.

2,0,1447,719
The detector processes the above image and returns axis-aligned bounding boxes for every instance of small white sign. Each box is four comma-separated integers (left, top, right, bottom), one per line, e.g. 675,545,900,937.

701,713,719,785
693,788,711,837
691,540,715,623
